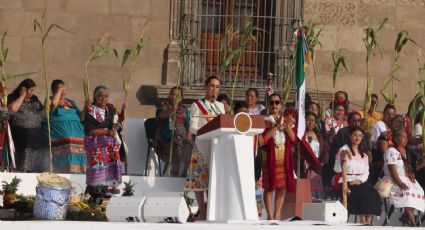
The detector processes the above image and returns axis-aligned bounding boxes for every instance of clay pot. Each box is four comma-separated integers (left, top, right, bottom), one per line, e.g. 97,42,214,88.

3,193,16,209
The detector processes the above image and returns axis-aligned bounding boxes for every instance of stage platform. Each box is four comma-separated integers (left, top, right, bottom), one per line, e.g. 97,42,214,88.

0,220,418,230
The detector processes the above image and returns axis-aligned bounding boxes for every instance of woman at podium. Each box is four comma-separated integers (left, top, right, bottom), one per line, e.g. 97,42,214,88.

184,76,225,220
259,93,296,220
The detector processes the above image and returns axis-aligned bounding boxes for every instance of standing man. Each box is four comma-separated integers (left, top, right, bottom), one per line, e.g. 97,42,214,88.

184,76,225,220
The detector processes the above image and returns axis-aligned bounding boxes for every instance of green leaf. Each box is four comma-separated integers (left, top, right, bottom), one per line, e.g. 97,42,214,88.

122,80,130,92
121,49,132,68
136,37,149,56
0,31,6,54
219,49,239,74
89,47,111,62
3,48,8,62
42,24,73,44
3,71,38,80
113,49,118,58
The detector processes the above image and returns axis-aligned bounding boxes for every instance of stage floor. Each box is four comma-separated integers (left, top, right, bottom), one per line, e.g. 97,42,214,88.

0,220,416,230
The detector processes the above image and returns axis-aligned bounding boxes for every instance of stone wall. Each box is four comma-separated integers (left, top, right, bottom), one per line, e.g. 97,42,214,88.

0,0,170,118
304,0,425,113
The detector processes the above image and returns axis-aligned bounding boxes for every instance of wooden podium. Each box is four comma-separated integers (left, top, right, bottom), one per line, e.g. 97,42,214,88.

197,113,264,222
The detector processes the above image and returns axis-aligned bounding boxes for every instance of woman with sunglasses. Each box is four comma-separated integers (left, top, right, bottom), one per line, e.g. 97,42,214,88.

259,93,296,220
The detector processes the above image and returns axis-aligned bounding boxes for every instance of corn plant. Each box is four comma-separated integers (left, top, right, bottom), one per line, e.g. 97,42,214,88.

33,0,71,172
0,31,37,171
120,20,150,117
305,24,323,110
362,18,387,133
0,31,38,106
166,16,193,176
331,48,347,119
84,34,117,104
219,15,257,111
380,29,418,106
281,47,296,108
409,53,425,156
117,20,150,174
178,15,195,87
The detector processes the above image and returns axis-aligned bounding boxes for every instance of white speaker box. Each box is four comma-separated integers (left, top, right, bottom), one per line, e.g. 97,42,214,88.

106,196,146,222
142,192,189,223
302,201,348,223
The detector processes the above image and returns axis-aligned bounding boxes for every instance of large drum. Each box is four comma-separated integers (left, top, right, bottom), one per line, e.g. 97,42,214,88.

33,173,72,220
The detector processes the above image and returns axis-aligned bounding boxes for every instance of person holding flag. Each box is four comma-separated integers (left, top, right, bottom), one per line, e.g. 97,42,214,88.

259,93,296,220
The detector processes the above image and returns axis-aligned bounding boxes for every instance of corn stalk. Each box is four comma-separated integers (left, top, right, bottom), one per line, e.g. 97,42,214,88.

0,31,37,171
379,29,418,106
362,18,387,134
219,15,257,111
281,47,296,108
0,31,38,106
331,49,348,119
84,34,117,104
119,20,150,174
166,16,193,176
305,24,323,111
33,0,72,172
410,53,425,156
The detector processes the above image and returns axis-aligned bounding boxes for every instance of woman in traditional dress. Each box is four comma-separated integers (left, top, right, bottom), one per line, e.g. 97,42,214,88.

156,86,192,177
246,88,265,115
8,79,49,172
334,127,381,225
324,101,348,137
49,80,86,173
83,86,124,202
259,93,296,220
184,76,225,220
384,129,425,226
302,111,327,201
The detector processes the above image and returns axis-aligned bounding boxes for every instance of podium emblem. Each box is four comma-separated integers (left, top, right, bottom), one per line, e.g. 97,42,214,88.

233,112,252,134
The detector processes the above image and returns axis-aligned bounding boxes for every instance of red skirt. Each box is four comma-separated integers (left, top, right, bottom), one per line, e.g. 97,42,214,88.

262,144,286,191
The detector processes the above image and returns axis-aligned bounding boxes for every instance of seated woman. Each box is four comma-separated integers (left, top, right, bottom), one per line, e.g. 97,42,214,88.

334,127,381,225
83,86,124,203
49,80,86,173
259,93,296,220
156,87,192,177
302,111,328,202
384,129,425,226
8,79,49,172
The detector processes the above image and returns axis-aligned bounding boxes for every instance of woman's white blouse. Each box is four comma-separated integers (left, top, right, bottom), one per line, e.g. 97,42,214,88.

334,144,369,183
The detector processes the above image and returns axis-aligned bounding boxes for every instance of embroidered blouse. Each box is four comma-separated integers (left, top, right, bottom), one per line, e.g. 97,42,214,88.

334,144,369,183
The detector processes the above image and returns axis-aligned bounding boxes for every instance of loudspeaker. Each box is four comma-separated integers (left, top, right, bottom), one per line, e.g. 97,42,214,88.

302,201,348,223
105,196,146,222
142,192,189,223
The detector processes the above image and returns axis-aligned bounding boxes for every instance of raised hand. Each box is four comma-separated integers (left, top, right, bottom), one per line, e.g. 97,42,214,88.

19,87,27,98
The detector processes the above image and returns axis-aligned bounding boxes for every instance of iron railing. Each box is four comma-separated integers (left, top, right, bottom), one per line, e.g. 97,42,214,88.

176,0,303,90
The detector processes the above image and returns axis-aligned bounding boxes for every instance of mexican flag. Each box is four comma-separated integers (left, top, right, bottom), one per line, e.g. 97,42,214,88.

295,28,310,139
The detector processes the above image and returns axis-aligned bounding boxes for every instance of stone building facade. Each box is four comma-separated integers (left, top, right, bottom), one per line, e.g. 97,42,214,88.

304,0,425,112
0,0,422,118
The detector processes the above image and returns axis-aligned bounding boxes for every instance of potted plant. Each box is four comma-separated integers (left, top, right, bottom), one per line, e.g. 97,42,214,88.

2,176,22,208
121,180,135,197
